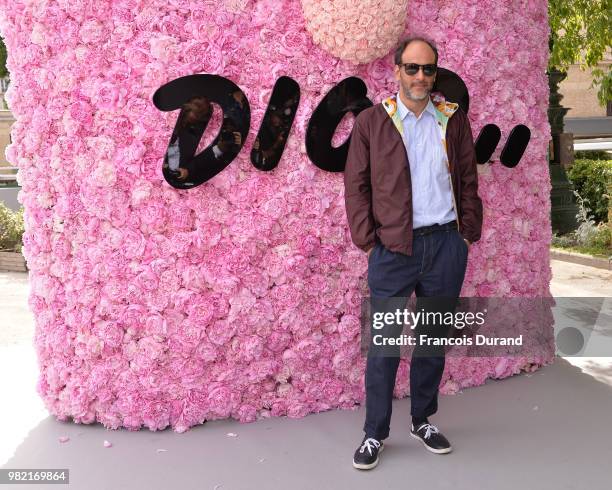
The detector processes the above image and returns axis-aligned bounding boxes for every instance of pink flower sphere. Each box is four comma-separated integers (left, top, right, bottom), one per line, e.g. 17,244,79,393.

301,0,408,64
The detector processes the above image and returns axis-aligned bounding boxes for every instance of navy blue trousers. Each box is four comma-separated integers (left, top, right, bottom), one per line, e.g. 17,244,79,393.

363,221,469,441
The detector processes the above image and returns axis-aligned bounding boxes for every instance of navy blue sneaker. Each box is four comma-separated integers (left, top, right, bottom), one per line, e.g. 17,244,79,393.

410,422,452,454
352,436,384,469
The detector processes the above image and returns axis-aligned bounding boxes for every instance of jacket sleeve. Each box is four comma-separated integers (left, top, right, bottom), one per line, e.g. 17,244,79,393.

456,109,483,243
344,112,376,252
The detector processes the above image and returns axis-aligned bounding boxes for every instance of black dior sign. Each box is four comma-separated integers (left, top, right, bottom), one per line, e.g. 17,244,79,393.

153,71,530,189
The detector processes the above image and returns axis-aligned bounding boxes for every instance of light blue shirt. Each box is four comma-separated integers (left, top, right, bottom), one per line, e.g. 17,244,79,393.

396,92,456,229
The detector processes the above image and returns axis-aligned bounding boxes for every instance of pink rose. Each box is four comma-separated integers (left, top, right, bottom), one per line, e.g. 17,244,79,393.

230,335,264,363
135,267,159,291
207,385,236,418
207,319,237,346
79,19,107,44
68,100,94,125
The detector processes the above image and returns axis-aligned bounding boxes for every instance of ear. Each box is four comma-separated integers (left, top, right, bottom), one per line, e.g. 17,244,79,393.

393,65,400,82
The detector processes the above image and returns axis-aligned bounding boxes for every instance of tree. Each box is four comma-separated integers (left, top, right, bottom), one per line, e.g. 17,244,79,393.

0,37,7,79
548,0,612,107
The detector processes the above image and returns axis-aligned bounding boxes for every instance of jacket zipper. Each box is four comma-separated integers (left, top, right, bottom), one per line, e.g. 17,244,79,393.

441,138,461,233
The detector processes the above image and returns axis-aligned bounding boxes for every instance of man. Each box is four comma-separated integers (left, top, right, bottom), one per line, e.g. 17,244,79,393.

344,36,483,470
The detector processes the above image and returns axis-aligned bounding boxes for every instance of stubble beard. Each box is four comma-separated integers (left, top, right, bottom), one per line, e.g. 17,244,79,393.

401,81,433,102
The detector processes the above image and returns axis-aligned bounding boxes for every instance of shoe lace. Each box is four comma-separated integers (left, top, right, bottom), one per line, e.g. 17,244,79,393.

359,437,381,456
417,423,439,439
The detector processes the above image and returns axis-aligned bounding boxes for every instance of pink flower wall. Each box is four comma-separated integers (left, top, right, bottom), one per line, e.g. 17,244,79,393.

0,0,554,433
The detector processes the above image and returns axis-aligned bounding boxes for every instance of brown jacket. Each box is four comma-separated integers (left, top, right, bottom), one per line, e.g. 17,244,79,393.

344,93,483,256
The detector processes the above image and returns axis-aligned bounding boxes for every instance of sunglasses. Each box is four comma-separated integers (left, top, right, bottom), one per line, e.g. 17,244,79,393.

399,63,437,77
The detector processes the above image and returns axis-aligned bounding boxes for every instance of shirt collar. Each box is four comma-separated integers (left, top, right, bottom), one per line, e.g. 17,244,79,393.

396,91,436,121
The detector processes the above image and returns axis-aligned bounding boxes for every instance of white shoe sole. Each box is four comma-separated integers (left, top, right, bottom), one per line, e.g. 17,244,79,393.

410,431,453,454
352,444,384,470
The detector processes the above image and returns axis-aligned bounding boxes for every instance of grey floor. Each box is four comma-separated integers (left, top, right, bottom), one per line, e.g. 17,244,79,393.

3,358,612,490
1,260,611,490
